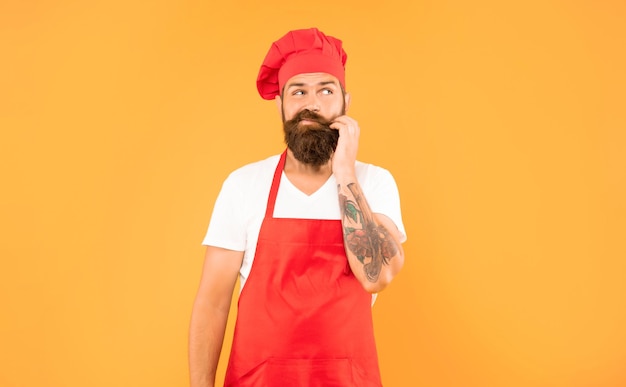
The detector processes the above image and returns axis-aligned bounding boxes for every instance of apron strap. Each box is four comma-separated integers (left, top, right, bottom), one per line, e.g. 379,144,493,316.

265,149,287,218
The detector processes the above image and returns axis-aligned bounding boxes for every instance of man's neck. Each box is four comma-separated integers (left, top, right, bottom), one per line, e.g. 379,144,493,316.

283,149,333,195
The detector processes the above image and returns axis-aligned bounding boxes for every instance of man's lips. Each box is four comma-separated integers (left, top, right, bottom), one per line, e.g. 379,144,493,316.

298,118,327,127
298,117,334,127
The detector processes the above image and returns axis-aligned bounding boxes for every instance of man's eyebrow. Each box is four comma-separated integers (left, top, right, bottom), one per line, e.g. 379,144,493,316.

286,82,305,89
286,80,339,89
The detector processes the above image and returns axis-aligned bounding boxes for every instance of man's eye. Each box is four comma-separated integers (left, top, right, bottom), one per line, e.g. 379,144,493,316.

293,90,304,95
321,89,333,95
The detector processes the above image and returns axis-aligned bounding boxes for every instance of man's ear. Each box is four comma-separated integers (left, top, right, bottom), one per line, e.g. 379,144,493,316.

344,92,351,113
275,95,283,116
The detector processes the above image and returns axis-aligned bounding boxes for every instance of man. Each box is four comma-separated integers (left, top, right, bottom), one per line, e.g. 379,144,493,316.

189,28,407,387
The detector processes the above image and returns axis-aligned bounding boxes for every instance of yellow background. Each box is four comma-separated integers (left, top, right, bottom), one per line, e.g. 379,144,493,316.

1,1,625,386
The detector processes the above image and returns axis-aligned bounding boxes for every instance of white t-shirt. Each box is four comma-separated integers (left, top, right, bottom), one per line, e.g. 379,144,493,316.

203,154,407,290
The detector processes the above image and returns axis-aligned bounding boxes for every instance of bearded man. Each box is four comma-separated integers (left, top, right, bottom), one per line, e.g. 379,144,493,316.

189,28,407,387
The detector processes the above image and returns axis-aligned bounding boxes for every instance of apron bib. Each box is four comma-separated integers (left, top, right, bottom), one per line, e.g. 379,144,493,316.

224,150,382,387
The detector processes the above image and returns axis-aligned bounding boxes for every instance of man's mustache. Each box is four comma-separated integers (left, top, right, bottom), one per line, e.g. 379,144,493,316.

291,110,333,127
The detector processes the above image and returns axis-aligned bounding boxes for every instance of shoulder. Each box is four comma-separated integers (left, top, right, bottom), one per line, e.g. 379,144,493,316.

212,154,281,222
355,160,395,183
224,154,281,187
354,160,401,201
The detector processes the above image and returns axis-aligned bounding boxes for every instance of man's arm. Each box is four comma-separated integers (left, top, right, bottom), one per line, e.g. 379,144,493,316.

338,182,404,293
189,246,243,387
331,115,405,293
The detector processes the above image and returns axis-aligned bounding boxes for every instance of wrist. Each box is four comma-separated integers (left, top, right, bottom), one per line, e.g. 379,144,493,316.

334,171,357,186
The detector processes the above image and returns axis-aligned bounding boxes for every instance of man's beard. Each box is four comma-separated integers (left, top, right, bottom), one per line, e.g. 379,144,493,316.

283,109,340,168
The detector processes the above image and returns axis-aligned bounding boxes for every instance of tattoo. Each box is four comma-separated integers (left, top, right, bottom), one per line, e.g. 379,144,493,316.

339,183,398,282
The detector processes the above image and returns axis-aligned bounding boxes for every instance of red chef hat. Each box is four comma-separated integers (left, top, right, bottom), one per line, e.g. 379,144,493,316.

256,28,348,100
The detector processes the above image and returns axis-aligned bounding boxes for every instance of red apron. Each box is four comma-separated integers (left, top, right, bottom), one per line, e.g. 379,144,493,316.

223,150,382,387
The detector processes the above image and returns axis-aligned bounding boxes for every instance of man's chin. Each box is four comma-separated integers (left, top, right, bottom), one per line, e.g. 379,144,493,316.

290,147,334,167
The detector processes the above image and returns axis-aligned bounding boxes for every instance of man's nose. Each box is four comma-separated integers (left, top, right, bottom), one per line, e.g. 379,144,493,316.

304,94,320,112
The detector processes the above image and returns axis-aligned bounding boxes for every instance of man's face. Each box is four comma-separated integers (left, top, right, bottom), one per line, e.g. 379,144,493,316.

277,73,350,167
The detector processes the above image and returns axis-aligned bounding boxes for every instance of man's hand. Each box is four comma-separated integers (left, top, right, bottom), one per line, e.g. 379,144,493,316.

330,115,360,181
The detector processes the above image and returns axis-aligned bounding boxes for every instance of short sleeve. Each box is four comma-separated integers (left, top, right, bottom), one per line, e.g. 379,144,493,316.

202,174,247,251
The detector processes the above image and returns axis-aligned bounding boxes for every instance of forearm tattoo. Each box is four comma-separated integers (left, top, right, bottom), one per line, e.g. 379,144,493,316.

339,183,398,282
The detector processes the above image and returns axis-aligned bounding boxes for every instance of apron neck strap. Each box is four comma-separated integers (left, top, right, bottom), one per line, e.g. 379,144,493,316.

265,149,287,218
